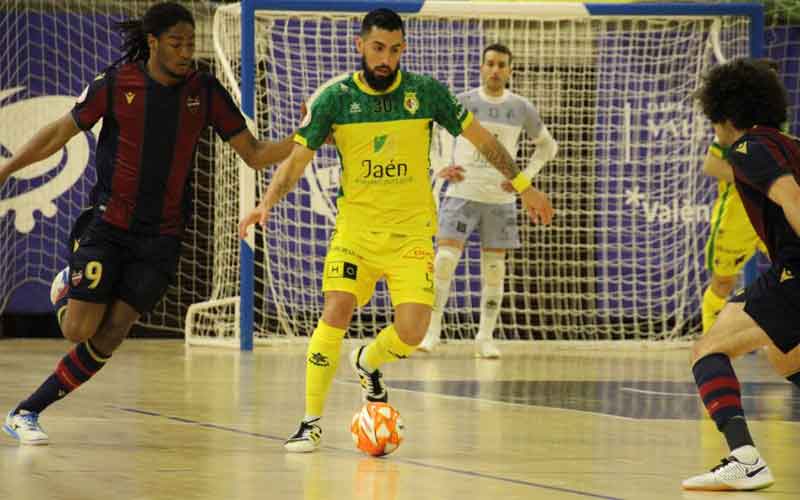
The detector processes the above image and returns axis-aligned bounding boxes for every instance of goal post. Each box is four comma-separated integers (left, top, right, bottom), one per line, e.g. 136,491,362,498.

187,1,765,349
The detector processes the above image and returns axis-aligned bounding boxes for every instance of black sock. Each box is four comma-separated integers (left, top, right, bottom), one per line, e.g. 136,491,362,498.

721,416,755,452
788,371,800,389
693,353,745,429
16,340,109,414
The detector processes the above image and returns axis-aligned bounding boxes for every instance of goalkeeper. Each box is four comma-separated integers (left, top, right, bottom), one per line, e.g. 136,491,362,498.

418,43,557,358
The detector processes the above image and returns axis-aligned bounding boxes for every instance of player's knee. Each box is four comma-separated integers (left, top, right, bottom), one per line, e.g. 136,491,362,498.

60,315,95,344
434,246,461,281
481,252,505,288
92,320,133,354
321,292,356,328
690,335,718,364
394,310,431,346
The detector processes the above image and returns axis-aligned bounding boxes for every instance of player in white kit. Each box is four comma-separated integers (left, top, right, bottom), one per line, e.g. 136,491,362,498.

418,43,557,358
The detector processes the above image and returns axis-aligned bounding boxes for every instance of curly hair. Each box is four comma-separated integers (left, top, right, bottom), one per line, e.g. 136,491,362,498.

114,2,195,65
695,58,787,130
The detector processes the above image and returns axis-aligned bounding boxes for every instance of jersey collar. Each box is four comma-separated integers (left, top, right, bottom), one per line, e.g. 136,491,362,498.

478,86,509,104
353,70,403,95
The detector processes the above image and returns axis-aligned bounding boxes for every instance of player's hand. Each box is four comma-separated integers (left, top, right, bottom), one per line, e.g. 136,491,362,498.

500,180,515,193
438,165,465,182
239,202,270,239
519,187,554,225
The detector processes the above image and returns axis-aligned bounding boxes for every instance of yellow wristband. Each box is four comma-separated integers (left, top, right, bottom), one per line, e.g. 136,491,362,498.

709,142,727,160
511,173,532,193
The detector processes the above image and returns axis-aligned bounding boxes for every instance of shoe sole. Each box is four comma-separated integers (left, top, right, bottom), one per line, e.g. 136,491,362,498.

284,440,318,453
682,479,774,492
2,423,49,446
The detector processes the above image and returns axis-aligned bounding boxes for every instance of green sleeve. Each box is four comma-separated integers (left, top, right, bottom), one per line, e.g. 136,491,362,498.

429,78,473,137
294,87,338,150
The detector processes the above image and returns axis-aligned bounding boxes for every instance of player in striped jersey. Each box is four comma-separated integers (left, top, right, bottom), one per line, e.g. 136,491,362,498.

700,59,779,334
684,58,800,492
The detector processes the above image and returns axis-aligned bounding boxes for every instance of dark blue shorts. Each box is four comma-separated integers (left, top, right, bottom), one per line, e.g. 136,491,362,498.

67,216,180,314
732,264,800,354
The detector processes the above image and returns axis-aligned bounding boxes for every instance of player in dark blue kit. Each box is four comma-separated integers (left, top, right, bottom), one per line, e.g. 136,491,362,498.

0,2,293,444
682,58,800,491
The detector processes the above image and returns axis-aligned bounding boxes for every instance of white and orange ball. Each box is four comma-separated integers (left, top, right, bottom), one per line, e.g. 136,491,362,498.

350,402,404,456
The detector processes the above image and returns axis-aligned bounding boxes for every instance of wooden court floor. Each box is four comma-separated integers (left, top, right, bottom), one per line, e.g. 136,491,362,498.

1,339,798,500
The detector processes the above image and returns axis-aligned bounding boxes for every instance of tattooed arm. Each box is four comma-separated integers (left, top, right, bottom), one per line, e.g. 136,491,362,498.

460,118,555,225
460,119,520,179
239,144,315,238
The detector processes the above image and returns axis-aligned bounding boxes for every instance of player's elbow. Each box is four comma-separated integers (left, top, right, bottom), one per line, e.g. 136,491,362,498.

243,155,262,171
547,140,558,161
783,190,800,214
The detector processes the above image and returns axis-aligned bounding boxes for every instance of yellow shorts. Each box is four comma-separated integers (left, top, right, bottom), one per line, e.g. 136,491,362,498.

322,229,435,307
706,181,767,276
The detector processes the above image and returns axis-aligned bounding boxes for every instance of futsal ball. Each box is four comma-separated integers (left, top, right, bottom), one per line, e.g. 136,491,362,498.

350,402,404,456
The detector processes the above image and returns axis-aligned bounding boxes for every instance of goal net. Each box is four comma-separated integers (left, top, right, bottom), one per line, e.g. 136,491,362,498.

184,1,766,348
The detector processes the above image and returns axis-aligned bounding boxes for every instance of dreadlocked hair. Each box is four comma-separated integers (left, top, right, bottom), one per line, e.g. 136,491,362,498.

113,2,195,65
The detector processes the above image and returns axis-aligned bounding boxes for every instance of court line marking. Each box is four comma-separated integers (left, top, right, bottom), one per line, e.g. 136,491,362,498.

620,387,795,399
114,405,624,500
335,380,638,421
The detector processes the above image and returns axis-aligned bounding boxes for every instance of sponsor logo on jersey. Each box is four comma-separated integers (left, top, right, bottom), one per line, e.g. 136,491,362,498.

402,247,434,260
781,268,793,282
373,134,387,153
350,102,361,114
125,92,135,104
186,96,200,113
403,91,419,115
361,159,407,179
735,141,748,154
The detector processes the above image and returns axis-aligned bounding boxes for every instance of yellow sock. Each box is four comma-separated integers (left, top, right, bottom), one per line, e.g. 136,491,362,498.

702,286,727,334
362,324,417,371
305,320,346,417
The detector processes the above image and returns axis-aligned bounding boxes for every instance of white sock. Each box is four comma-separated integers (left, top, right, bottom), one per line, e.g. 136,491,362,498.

427,246,461,340
477,251,505,341
731,445,760,463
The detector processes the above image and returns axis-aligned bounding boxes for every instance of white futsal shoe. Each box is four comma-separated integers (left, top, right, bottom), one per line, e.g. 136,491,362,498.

682,445,774,491
3,410,49,445
284,419,322,453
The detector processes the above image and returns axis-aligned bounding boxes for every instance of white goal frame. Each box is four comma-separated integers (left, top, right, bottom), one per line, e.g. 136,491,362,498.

188,0,764,350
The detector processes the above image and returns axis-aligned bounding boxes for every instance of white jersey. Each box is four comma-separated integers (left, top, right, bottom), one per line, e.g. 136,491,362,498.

442,88,544,204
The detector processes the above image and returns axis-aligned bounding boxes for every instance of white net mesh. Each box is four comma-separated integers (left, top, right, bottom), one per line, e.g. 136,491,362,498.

190,4,757,347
